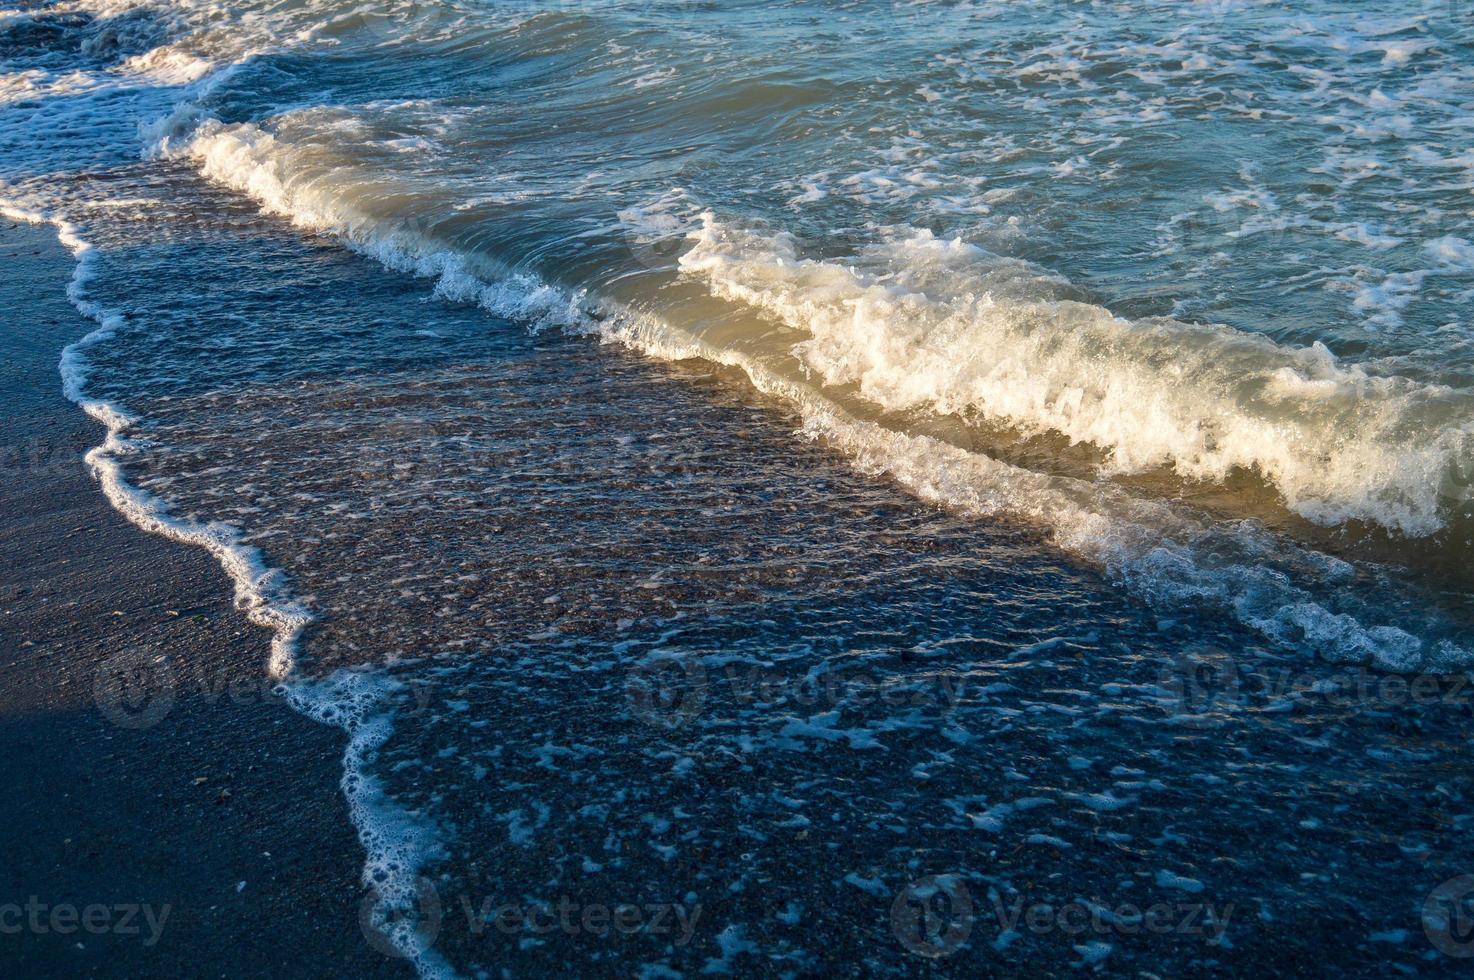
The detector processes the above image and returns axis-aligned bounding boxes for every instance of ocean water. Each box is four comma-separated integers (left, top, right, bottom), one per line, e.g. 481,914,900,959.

4,0,1474,974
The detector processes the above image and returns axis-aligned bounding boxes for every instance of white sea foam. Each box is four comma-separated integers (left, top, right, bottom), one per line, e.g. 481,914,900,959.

0,198,456,980
601,305,1466,674
164,118,587,333
138,122,1474,673
677,215,1474,536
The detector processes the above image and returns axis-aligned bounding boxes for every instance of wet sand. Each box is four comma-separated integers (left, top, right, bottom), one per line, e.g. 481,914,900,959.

0,220,404,977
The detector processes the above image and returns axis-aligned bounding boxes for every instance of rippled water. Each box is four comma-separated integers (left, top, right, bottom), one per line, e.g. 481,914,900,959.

4,0,1474,975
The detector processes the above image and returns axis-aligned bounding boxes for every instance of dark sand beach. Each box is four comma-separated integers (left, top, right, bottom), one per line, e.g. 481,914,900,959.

0,220,400,977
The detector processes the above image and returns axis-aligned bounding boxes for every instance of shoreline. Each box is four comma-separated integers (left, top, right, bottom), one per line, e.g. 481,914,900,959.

0,220,404,976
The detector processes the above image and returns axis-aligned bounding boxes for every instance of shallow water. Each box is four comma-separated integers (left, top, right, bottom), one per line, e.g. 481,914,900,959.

3,0,1474,975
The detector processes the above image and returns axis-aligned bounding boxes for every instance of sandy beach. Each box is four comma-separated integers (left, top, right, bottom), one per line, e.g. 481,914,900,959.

0,219,401,977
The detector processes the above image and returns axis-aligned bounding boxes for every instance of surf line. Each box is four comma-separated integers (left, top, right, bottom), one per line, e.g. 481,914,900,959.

0,198,458,979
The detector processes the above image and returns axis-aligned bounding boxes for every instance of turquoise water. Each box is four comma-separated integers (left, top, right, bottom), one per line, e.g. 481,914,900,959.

3,1,1474,975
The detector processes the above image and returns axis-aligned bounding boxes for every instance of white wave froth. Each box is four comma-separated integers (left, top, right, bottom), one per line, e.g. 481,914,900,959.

679,215,1474,537
150,126,1474,674
0,198,457,980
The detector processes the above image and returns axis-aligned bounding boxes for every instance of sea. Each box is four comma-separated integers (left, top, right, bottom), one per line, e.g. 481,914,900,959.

3,0,1473,974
